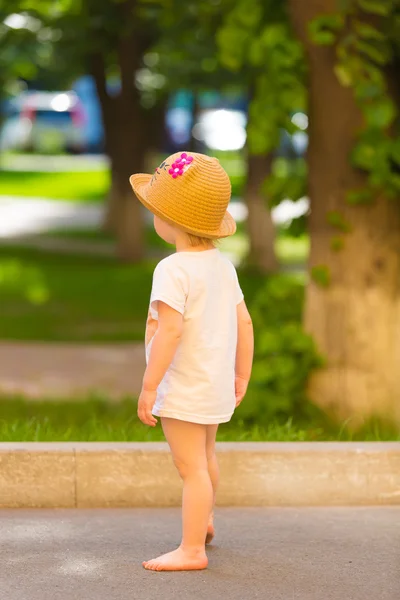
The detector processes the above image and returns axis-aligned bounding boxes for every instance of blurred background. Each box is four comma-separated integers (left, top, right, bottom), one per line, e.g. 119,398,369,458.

0,0,399,442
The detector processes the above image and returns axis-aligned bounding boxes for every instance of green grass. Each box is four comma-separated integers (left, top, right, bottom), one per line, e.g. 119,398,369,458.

0,150,245,201
0,246,155,342
43,225,171,250
0,397,398,441
0,245,264,342
276,235,309,265
0,170,109,202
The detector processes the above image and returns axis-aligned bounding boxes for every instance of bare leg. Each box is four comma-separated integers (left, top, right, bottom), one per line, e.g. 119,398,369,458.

205,424,219,544
143,417,212,571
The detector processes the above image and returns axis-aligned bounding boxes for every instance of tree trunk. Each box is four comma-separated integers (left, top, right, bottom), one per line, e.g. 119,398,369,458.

115,179,145,262
90,45,146,261
110,149,144,261
103,163,120,233
288,0,400,426
102,98,167,236
244,152,278,273
100,106,145,260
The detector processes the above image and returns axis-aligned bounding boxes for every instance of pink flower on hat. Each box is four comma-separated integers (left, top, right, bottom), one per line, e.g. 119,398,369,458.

168,153,193,179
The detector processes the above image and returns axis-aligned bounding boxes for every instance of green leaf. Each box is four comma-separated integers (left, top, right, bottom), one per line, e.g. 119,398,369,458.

363,98,396,128
336,52,382,86
308,13,344,45
334,64,353,86
326,211,352,232
346,188,374,204
330,237,345,252
360,61,386,86
261,24,287,48
217,27,248,71
247,122,280,154
232,1,263,29
387,173,400,193
351,141,376,169
311,266,331,288
357,0,391,16
354,82,382,100
249,38,265,66
309,28,336,45
263,157,307,207
353,20,386,41
354,39,391,65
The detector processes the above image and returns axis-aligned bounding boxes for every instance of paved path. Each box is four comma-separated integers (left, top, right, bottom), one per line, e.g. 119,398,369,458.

0,342,145,398
0,196,248,239
0,507,398,600
0,195,309,240
0,197,104,238
0,196,104,239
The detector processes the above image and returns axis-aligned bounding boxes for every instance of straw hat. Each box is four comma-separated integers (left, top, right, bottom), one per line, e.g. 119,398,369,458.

129,151,236,238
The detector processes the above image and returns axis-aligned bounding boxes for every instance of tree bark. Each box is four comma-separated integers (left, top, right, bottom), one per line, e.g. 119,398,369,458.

288,0,400,426
89,45,146,261
107,112,146,261
102,97,167,236
103,163,120,233
244,152,278,273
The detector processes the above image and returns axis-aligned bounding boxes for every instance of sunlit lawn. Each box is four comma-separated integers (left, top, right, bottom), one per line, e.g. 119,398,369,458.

0,246,265,342
1,397,398,442
0,153,244,200
276,234,309,265
0,169,110,201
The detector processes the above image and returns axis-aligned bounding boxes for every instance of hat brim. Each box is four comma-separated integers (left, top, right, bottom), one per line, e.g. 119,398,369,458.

129,173,236,239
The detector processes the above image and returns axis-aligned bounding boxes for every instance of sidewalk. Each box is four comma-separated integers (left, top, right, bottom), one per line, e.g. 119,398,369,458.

0,194,307,240
0,342,145,398
0,507,398,600
0,196,247,239
0,196,103,238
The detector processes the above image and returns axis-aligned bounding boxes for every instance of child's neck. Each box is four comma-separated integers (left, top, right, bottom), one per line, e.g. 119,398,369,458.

175,237,215,253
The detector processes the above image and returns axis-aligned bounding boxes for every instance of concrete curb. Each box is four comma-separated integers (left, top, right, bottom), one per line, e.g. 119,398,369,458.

0,442,399,508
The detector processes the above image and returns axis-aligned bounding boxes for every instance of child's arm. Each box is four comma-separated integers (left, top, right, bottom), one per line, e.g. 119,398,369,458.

145,309,158,347
138,301,183,426
235,300,254,407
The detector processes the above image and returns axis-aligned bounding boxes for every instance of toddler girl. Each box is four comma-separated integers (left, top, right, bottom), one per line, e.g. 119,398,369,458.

130,152,254,572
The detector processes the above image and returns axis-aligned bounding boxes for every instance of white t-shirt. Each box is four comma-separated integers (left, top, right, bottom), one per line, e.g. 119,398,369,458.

145,248,244,424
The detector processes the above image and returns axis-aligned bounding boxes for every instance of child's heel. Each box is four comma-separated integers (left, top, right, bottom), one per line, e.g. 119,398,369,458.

205,523,215,545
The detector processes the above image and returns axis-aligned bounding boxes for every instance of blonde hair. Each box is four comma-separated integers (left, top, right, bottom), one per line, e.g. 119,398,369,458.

187,233,219,248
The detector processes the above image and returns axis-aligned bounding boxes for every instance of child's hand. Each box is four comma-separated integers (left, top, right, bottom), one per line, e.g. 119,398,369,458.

137,388,158,427
235,376,248,407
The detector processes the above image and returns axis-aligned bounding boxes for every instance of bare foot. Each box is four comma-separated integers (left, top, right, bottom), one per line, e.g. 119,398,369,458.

143,547,208,572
